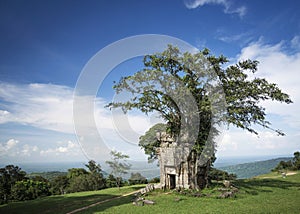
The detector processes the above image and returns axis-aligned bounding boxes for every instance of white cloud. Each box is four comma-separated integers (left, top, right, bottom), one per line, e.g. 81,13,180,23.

217,32,253,46
0,82,159,161
237,38,300,120
217,38,300,157
32,145,39,152
0,139,19,156
0,110,11,123
217,128,298,158
20,144,31,156
291,36,300,50
0,83,74,133
40,140,81,157
0,82,157,136
184,0,246,17
217,132,237,152
0,139,41,159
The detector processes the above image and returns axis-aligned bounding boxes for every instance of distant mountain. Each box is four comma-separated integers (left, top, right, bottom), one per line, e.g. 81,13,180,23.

218,157,292,178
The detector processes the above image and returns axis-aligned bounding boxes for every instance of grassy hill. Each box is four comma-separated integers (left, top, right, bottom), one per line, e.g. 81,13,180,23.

1,172,299,213
218,157,292,178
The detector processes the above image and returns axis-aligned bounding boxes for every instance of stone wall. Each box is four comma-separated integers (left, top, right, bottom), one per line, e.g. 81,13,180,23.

157,132,190,189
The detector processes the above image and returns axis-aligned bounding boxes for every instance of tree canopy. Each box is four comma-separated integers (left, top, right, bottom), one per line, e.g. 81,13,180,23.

107,45,292,188
138,123,167,162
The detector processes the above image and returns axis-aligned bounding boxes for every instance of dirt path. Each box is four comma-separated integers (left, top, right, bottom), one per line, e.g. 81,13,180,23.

66,189,141,214
261,171,298,179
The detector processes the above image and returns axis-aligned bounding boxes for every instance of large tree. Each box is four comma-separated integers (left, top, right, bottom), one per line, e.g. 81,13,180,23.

107,45,292,189
0,165,27,203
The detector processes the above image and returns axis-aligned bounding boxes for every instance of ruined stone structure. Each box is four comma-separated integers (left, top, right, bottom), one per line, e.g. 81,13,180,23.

156,132,191,189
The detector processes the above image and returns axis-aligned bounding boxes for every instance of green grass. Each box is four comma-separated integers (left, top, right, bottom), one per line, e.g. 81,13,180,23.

1,173,300,214
85,172,300,214
0,184,146,214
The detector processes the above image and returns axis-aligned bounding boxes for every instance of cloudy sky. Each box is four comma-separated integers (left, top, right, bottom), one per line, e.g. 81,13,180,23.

0,0,299,164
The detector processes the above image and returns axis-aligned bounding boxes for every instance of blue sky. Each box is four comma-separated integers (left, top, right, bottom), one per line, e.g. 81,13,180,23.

0,0,300,164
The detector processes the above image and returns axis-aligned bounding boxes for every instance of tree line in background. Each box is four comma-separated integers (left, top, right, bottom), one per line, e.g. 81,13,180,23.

272,151,300,172
0,151,153,204
0,163,235,204
0,150,236,205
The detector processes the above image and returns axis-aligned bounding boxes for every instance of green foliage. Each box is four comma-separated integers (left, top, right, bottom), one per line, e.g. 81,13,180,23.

208,168,237,181
128,172,148,185
0,184,147,214
148,177,160,183
31,175,48,183
65,160,106,193
85,160,102,174
67,168,89,179
11,180,51,201
0,165,27,204
67,174,92,193
107,45,292,189
0,165,50,202
108,45,292,156
105,174,117,188
1,174,300,213
86,174,300,213
106,150,131,189
51,169,105,194
28,171,67,181
292,151,300,170
272,151,300,171
138,123,167,162
220,158,292,178
272,160,293,172
50,175,69,195
85,160,106,190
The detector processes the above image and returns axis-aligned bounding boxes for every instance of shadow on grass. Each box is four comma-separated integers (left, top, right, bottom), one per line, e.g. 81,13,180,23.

80,195,135,213
0,186,143,214
234,178,300,196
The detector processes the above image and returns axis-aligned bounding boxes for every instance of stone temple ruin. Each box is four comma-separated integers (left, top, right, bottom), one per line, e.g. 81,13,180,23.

156,132,191,189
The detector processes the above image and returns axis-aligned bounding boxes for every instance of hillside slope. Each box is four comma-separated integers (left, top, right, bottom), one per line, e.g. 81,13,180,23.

218,157,292,178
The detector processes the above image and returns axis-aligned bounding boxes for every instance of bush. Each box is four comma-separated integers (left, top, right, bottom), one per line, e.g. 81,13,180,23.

209,168,237,181
11,180,51,201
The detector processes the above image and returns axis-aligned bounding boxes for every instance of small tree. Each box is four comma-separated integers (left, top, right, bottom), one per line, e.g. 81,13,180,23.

106,150,131,189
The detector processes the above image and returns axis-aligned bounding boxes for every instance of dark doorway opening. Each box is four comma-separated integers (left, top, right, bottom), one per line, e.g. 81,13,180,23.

169,174,176,189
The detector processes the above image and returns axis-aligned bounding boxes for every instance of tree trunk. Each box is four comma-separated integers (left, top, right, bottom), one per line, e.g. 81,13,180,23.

187,150,211,189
